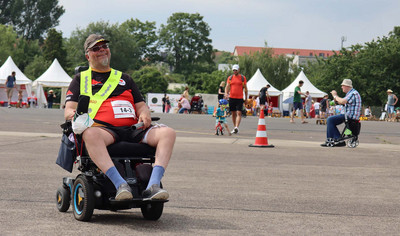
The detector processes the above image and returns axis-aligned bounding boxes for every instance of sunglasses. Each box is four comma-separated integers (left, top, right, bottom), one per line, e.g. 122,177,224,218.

89,43,109,52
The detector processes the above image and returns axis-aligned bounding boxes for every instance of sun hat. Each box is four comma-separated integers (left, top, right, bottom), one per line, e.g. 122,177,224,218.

341,79,353,88
232,64,239,71
84,34,109,52
387,89,393,93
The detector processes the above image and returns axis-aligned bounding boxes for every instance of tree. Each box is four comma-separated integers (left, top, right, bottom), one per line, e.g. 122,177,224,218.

43,28,66,67
131,66,168,96
159,12,214,76
24,55,51,79
304,27,400,106
0,24,19,63
238,48,295,90
65,19,159,74
0,0,64,40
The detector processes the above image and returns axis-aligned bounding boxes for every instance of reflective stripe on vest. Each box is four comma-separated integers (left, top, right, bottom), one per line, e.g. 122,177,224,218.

80,68,122,119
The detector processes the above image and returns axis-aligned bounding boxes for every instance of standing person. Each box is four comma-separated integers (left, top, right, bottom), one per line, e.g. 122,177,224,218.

165,96,171,113
290,80,307,123
321,79,362,147
64,34,176,201
258,84,270,116
314,100,320,118
224,64,248,134
319,94,329,119
182,86,190,100
386,89,398,122
17,90,23,108
218,81,225,101
5,71,16,108
162,93,167,113
47,90,56,108
305,91,312,118
365,106,371,117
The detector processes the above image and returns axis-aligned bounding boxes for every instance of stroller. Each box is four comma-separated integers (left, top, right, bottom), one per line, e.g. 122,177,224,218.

190,95,204,114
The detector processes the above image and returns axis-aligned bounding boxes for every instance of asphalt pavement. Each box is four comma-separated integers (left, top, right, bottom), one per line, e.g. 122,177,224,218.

0,107,399,235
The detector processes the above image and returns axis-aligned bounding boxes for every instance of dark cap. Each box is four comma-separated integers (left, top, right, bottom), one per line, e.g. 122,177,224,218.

84,34,109,52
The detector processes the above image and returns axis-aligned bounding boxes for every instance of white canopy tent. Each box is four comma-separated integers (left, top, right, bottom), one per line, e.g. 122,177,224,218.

0,56,33,106
281,70,327,112
246,68,282,110
33,58,72,108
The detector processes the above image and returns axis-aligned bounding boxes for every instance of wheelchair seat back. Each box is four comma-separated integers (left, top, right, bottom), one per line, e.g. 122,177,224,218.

347,119,361,136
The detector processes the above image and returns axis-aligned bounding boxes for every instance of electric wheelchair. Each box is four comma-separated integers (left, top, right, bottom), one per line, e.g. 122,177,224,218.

56,97,167,222
325,115,361,148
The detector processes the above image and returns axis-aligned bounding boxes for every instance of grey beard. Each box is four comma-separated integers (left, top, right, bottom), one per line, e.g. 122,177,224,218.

100,57,109,66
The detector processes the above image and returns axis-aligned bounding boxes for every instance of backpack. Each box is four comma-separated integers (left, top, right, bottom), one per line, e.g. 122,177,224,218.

228,74,245,87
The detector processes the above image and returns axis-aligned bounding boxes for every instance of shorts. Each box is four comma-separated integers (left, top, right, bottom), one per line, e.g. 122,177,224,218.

315,109,320,115
387,105,394,114
305,106,311,113
259,97,266,106
101,124,166,144
229,98,244,112
6,88,14,98
293,102,303,111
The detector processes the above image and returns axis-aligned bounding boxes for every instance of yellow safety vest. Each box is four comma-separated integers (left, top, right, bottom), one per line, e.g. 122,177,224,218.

80,68,122,119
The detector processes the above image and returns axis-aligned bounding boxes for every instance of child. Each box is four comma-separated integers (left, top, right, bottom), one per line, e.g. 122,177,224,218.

17,90,23,108
213,99,231,136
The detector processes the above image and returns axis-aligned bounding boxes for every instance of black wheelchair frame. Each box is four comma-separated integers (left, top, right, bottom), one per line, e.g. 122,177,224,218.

56,120,167,222
326,115,361,148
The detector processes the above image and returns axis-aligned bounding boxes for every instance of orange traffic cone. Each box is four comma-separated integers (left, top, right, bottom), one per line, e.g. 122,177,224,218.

249,111,274,148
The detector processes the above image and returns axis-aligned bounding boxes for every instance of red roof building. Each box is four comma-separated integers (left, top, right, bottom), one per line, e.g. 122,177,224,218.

234,46,339,58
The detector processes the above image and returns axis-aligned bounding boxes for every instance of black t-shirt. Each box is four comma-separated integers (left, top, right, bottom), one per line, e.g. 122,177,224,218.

218,86,224,100
320,98,327,110
259,87,268,99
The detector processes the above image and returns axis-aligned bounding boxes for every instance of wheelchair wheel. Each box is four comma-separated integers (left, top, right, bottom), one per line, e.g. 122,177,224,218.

141,202,164,221
72,175,95,221
347,139,359,148
220,127,224,135
56,186,70,212
326,138,335,147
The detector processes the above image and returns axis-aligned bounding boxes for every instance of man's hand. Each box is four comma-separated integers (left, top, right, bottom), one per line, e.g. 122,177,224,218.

138,112,151,129
72,113,94,134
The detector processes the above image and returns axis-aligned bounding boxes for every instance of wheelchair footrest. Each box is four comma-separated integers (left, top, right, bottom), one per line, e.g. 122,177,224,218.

109,198,168,205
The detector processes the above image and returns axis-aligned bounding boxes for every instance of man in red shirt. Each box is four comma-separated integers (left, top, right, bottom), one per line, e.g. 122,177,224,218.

64,34,176,201
224,64,248,134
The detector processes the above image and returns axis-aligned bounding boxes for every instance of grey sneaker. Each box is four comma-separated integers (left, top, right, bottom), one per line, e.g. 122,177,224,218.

142,184,169,200
115,183,133,201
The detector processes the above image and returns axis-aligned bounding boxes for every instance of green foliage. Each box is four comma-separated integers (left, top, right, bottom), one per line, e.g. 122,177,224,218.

24,55,51,79
238,48,295,90
0,0,65,40
42,28,67,67
214,50,236,65
0,24,19,63
159,12,214,76
304,28,400,106
131,66,168,96
185,70,227,94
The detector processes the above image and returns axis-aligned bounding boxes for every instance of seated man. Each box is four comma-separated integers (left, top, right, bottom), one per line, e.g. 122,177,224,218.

64,34,176,201
321,79,362,147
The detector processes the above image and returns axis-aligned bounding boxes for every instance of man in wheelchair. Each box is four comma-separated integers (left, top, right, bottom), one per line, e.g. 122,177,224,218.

64,34,176,201
321,79,362,147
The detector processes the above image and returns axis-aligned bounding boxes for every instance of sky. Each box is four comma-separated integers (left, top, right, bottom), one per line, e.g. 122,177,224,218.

56,0,400,52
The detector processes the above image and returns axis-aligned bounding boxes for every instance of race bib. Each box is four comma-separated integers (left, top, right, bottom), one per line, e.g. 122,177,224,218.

111,100,136,119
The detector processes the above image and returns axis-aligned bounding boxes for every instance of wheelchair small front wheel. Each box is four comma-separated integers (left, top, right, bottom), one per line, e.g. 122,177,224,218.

141,202,164,220
56,186,70,212
347,139,359,148
72,175,95,221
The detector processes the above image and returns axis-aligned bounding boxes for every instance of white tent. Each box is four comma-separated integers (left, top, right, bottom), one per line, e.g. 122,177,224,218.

281,70,327,113
33,58,72,108
247,68,282,96
247,68,282,110
0,56,33,106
